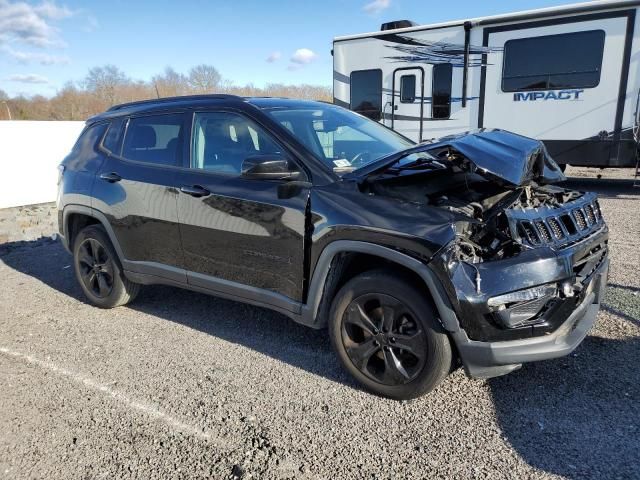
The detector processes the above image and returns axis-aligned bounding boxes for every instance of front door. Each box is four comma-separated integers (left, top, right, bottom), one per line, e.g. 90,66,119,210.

175,110,309,302
392,68,424,142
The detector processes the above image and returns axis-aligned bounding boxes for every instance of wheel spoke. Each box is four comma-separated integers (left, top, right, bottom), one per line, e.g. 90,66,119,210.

345,337,380,371
392,330,425,358
382,348,411,384
346,302,378,335
78,244,94,267
88,239,102,263
100,260,114,279
96,273,110,297
381,305,396,333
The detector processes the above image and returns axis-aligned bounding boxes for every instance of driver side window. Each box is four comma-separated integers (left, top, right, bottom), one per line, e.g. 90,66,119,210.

191,112,283,175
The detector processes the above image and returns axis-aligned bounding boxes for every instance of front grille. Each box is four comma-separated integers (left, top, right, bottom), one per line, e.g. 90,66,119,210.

585,205,596,224
521,221,540,244
535,221,552,243
574,209,587,230
548,218,565,239
508,192,603,248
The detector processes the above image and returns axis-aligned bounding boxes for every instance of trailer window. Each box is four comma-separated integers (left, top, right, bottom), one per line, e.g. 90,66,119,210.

350,69,382,121
502,30,605,92
400,75,416,103
432,64,452,119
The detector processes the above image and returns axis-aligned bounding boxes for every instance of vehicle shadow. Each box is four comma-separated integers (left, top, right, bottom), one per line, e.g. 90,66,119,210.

0,238,355,389
2,238,639,478
488,332,640,479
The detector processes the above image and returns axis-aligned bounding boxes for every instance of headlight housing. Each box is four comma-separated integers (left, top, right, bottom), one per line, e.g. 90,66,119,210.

488,284,558,328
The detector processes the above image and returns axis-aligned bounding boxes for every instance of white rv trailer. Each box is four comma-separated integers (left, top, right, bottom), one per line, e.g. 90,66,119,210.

333,0,640,169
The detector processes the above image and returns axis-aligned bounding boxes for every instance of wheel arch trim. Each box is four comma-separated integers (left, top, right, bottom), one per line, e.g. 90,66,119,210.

300,240,460,333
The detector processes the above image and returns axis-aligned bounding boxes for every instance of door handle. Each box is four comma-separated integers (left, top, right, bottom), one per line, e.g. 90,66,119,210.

180,185,210,197
99,172,122,183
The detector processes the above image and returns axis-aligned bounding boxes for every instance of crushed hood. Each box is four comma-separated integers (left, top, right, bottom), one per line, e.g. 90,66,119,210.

347,129,566,188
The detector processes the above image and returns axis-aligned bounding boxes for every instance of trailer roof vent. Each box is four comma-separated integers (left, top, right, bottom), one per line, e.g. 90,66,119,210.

380,20,418,31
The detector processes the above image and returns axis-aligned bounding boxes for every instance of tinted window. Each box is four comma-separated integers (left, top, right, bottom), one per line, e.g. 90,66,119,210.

502,30,605,92
350,69,382,120
102,118,125,155
71,123,108,155
191,112,283,175
432,64,452,119
122,113,184,166
400,75,416,103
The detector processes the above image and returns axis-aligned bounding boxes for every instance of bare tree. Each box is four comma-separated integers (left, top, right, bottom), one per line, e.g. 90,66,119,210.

188,64,221,93
84,65,130,106
152,67,190,98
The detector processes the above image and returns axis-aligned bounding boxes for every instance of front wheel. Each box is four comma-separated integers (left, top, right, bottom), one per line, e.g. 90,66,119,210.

73,225,140,308
329,270,452,400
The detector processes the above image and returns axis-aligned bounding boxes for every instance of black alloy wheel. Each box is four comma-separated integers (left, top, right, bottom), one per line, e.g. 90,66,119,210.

329,270,452,400
341,293,427,386
77,238,114,298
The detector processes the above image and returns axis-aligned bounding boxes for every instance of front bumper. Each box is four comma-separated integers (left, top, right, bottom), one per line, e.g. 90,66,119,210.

453,257,608,379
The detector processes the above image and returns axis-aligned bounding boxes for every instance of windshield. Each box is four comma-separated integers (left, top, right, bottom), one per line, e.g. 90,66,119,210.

261,104,414,173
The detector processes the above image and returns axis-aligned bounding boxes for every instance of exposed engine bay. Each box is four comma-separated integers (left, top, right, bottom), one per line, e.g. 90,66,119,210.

360,142,602,264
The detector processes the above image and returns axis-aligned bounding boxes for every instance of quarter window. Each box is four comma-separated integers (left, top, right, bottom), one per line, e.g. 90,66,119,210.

432,64,452,119
191,112,284,175
350,69,383,121
502,30,605,92
122,113,184,166
102,118,125,155
400,75,416,103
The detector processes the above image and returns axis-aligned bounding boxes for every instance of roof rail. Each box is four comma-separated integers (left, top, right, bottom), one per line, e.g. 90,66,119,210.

107,94,244,112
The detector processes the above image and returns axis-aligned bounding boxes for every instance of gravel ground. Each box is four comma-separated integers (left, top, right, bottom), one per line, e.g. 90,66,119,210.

0,167,638,479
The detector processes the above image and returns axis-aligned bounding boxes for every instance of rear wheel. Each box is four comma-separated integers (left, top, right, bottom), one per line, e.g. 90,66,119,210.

73,225,139,308
329,270,452,400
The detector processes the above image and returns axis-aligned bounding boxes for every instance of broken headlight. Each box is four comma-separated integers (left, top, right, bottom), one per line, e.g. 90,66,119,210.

488,285,557,328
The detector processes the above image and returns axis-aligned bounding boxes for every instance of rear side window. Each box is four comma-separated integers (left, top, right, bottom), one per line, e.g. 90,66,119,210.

432,64,452,119
502,30,605,92
70,123,108,156
400,75,416,103
102,118,125,155
122,113,184,166
350,69,383,120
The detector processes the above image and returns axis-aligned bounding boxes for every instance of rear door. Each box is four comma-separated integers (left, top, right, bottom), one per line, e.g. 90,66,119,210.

481,14,630,164
392,68,424,142
93,112,187,282
174,110,309,303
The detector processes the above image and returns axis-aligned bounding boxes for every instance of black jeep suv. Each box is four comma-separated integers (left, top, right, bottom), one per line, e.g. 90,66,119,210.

57,95,609,399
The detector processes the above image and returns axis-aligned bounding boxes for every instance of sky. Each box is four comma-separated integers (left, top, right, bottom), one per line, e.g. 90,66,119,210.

0,0,576,97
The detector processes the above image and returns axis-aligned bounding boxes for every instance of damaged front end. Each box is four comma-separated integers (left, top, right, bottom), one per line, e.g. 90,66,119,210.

353,129,609,349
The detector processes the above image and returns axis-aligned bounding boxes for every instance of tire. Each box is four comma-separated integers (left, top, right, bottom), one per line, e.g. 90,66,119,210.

329,270,452,400
72,225,140,308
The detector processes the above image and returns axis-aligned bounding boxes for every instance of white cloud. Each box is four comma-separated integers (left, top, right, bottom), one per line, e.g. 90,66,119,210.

34,1,73,20
363,0,390,14
8,73,50,84
290,48,317,65
0,0,74,48
266,51,281,63
2,45,69,65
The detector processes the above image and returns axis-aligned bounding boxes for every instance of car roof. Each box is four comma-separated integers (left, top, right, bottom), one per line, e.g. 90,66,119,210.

87,95,331,123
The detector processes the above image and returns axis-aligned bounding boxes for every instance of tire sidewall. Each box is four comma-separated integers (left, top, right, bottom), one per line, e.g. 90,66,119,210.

329,271,451,400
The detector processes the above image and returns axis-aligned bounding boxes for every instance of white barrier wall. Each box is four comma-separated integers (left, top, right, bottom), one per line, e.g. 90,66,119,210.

0,121,85,209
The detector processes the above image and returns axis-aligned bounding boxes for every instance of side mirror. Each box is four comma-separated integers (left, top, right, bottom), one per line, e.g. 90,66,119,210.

241,154,301,181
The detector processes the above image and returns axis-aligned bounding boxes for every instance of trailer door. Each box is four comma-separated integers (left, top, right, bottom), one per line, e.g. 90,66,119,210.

392,68,424,143
480,14,632,166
